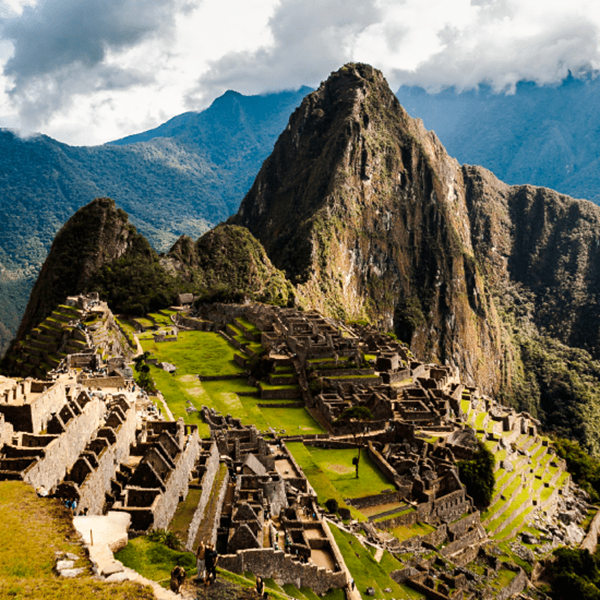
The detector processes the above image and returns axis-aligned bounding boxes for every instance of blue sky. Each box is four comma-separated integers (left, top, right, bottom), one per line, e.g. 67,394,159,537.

0,0,598,145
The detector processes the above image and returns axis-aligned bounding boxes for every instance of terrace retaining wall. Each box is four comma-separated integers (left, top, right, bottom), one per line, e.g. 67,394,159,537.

153,431,201,530
24,398,104,491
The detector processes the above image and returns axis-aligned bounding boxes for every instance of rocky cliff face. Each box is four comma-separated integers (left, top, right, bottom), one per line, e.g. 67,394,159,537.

232,64,600,452
232,63,504,394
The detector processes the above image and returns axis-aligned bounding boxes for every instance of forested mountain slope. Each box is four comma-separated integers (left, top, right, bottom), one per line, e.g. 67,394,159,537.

0,87,309,355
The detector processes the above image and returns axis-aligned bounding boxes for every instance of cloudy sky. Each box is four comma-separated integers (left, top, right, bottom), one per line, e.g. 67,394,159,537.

0,0,599,145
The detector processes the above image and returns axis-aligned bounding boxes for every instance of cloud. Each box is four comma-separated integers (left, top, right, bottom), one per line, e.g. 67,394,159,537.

185,0,383,107
0,0,190,128
190,0,600,103
384,1,600,92
3,0,600,145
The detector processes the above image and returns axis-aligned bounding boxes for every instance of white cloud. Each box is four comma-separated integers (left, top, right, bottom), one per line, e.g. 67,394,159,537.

1,0,600,145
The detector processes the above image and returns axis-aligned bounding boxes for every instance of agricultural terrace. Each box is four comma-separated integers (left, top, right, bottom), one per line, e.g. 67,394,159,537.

0,481,154,600
140,330,324,438
330,524,423,600
286,442,394,520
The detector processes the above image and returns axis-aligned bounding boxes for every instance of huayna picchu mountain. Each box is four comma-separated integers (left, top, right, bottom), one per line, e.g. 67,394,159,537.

231,63,600,455
9,63,600,455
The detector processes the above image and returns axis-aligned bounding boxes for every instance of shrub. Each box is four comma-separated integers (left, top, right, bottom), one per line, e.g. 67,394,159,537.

147,528,183,551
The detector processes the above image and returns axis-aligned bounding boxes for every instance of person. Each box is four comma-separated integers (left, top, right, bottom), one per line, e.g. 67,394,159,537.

205,543,218,585
195,541,206,584
170,565,186,593
256,575,265,598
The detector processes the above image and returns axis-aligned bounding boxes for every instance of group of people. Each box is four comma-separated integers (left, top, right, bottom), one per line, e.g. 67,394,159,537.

195,540,219,586
168,540,219,595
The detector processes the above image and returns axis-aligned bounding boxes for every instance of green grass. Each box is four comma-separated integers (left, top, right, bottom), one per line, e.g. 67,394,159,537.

306,447,392,498
236,316,261,334
286,443,393,519
260,381,301,391
141,330,245,377
0,481,154,599
329,524,423,600
115,536,195,587
388,520,434,542
169,487,202,544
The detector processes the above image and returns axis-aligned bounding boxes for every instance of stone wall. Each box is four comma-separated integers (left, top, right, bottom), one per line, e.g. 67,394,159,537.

260,387,302,400
218,548,347,594
0,413,14,447
0,381,67,434
580,508,600,553
185,442,220,551
78,375,125,389
440,528,482,557
375,508,418,530
496,568,528,600
76,399,137,514
152,430,200,529
24,397,104,491
176,315,212,331
347,491,406,510
447,512,481,540
367,442,402,488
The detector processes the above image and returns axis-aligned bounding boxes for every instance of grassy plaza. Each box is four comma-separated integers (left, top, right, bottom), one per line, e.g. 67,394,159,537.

140,330,324,437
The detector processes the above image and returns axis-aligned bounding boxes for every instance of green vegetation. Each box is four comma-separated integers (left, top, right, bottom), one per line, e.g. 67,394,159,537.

0,481,154,599
141,331,245,377
388,521,435,542
115,536,195,588
286,443,392,519
329,523,423,599
185,224,293,306
550,547,600,599
555,438,600,502
458,440,495,508
140,330,323,437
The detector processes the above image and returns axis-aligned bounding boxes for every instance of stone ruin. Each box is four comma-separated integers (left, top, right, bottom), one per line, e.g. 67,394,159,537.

194,407,348,594
110,419,200,530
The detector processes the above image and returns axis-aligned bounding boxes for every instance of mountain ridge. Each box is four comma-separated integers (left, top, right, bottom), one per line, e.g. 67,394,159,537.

0,86,310,355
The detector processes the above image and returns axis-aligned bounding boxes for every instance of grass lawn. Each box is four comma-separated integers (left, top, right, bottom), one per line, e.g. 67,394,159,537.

141,331,245,377
0,481,154,599
329,524,423,600
145,334,324,438
115,536,195,587
388,520,435,542
286,443,393,519
306,446,392,499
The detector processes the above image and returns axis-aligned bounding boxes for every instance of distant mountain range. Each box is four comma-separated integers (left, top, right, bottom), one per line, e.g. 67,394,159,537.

0,87,310,354
3,71,600,357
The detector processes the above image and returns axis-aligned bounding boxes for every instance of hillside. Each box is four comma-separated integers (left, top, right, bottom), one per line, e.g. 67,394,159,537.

232,63,600,454
0,87,309,356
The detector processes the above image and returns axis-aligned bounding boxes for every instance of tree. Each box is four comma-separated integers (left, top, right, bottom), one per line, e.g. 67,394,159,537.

335,406,373,478
457,440,495,507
